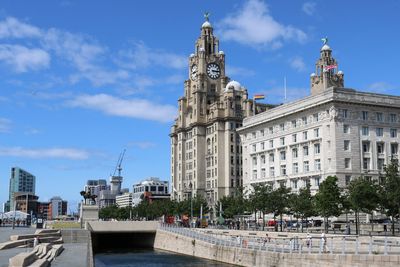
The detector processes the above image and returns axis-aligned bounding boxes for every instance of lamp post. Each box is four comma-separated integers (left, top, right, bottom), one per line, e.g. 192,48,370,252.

189,182,193,228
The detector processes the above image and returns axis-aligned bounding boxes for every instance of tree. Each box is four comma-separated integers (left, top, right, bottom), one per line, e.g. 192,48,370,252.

380,159,400,235
290,184,315,232
248,184,273,230
348,177,380,235
314,176,342,232
269,186,291,232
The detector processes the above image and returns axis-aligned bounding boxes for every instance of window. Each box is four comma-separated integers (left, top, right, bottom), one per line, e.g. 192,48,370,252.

293,163,298,174
362,126,369,136
344,140,350,151
363,158,370,170
313,113,319,122
314,128,319,138
280,137,285,146
292,148,298,158
390,114,397,123
280,151,286,160
315,159,321,171
314,143,320,154
292,179,298,189
292,134,297,143
376,128,383,137
280,123,285,131
252,170,257,180
377,159,385,171
280,165,286,176
341,109,348,118
345,175,351,186
261,168,266,178
252,132,256,139
269,127,274,134
315,177,320,187
303,131,308,140
252,144,256,152
269,167,275,177
362,111,368,120
345,158,351,169
292,120,297,128
302,116,308,125
252,157,257,166
269,153,274,162
269,140,274,148
303,146,309,156
343,125,350,133
390,129,397,138
261,155,266,164
376,112,383,122
391,143,398,155
377,142,384,154
362,141,370,153
304,161,309,172
260,130,265,136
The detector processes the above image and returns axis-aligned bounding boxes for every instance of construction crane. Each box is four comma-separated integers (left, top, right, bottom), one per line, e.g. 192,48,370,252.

113,149,126,177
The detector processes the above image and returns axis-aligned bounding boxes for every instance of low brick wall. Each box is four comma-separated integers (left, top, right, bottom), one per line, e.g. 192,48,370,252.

154,229,400,267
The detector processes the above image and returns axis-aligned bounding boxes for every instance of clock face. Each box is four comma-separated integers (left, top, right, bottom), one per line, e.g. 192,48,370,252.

191,64,198,81
206,63,221,79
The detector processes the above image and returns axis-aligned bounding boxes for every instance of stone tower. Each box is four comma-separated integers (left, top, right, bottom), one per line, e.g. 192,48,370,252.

311,39,344,95
170,15,265,213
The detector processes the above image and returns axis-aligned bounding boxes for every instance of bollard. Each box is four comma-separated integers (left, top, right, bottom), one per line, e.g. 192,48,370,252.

330,237,333,254
384,236,388,255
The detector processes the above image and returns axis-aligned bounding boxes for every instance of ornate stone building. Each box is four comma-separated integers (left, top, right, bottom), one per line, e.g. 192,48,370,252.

239,41,400,196
170,16,270,208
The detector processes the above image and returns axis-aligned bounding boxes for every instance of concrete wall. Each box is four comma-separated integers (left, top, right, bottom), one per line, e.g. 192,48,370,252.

86,221,158,232
154,229,400,267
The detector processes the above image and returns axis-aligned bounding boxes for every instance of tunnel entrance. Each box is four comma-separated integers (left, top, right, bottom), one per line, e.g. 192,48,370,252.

91,232,156,253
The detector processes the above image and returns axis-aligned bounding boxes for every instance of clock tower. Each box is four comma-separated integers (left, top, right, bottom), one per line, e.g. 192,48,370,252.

170,15,271,214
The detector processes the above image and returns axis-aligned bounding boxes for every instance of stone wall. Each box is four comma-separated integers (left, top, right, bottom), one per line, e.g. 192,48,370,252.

154,229,400,267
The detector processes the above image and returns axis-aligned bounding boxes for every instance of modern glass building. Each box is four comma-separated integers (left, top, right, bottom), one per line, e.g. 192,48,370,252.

8,167,36,212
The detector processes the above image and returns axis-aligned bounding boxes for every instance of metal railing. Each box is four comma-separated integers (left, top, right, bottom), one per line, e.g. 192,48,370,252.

159,223,400,255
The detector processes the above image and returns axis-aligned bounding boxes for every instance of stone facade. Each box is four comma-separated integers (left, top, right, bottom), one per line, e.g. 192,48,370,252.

239,44,400,194
170,17,271,209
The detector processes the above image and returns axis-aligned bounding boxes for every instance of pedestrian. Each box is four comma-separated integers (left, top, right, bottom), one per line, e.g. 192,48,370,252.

321,232,327,253
236,235,242,246
33,236,39,248
306,232,312,248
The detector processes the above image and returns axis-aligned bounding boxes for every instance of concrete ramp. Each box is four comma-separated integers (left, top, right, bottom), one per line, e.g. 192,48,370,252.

87,221,158,233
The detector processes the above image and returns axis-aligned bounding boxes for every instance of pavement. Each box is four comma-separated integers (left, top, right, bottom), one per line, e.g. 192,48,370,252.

0,226,88,267
0,226,36,267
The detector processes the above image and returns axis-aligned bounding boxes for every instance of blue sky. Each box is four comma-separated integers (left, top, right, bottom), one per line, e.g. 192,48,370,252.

1,0,399,212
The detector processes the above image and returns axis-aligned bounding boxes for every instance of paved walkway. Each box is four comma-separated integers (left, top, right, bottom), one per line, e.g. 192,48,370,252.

51,243,87,267
0,227,36,267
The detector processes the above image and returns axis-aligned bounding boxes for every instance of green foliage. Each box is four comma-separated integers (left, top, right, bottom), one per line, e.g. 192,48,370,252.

290,184,315,220
216,187,249,218
314,176,342,219
348,177,379,214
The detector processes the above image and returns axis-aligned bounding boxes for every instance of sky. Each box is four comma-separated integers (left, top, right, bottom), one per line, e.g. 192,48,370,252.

1,0,400,212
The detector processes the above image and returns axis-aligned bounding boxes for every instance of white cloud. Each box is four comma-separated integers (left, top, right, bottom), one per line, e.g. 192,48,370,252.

289,56,306,72
0,17,42,39
226,66,256,77
24,128,41,135
0,147,89,159
302,2,316,16
117,42,186,70
67,94,177,123
217,0,307,48
366,82,398,94
127,141,156,149
0,44,50,72
0,118,11,133
260,86,309,104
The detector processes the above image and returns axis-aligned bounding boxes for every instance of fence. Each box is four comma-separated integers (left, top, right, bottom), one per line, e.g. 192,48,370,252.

159,223,400,255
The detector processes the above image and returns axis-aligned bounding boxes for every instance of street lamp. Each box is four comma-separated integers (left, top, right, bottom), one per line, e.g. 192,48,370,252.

189,182,193,228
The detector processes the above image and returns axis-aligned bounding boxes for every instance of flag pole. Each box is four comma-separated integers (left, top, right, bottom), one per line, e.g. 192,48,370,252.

284,76,287,103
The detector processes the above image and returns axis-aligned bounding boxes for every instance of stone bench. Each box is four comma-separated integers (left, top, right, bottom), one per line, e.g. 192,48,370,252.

8,251,37,267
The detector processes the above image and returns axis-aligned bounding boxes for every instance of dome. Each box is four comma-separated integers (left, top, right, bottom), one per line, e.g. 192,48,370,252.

225,80,242,92
321,44,331,51
202,21,212,28
310,73,316,77
337,70,344,75
219,51,224,55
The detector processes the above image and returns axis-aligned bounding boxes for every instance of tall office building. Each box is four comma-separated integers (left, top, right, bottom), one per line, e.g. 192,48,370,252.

239,41,400,195
8,167,36,212
170,16,271,210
